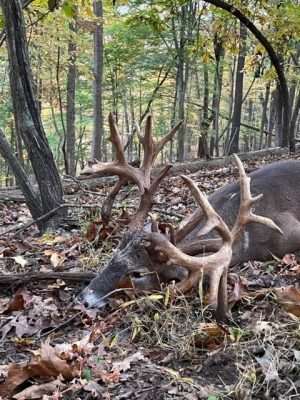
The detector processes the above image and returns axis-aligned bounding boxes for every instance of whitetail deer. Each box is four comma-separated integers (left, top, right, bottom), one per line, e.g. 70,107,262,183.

77,113,300,320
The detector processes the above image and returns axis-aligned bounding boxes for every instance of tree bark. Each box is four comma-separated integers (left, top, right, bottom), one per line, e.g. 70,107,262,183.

0,0,64,231
66,17,77,176
197,64,209,158
227,23,247,155
211,33,224,156
0,129,42,220
259,83,270,149
91,0,104,160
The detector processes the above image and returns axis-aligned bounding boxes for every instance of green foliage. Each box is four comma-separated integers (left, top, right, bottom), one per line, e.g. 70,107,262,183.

0,0,298,172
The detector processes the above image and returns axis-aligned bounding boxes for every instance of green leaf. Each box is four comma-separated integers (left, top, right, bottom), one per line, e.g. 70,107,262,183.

63,2,76,18
82,368,93,381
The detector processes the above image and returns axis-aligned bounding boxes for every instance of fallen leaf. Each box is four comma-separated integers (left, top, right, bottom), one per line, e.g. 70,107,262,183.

228,274,246,302
12,379,66,399
274,285,300,317
12,255,27,268
193,323,225,348
0,343,79,398
100,368,121,384
281,253,297,266
256,344,280,382
1,288,33,314
112,351,145,372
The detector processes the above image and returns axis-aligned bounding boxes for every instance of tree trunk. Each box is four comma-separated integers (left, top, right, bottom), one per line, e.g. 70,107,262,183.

66,17,77,176
224,56,236,153
275,81,283,147
174,7,188,161
91,0,104,160
0,0,64,231
197,64,209,158
290,90,300,142
259,83,270,149
211,33,224,156
268,90,276,147
227,23,247,155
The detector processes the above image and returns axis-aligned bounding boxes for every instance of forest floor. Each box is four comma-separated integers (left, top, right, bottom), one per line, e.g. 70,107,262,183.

0,153,300,400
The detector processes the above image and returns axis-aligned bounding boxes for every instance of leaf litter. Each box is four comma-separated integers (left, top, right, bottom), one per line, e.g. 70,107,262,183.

0,154,300,399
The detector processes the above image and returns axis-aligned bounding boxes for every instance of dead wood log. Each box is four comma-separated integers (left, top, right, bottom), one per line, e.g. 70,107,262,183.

0,272,96,286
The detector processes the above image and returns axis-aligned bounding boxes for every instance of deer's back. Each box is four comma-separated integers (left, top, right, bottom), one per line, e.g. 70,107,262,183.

184,160,300,264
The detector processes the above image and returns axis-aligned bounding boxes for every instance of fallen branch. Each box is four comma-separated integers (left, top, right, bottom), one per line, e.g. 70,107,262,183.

0,272,96,286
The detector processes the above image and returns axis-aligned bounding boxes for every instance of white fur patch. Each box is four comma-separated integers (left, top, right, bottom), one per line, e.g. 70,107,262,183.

243,231,250,250
229,192,237,200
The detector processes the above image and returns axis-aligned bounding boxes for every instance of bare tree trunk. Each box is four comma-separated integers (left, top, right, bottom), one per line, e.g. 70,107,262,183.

66,17,77,176
290,90,300,141
227,23,247,154
172,0,195,161
91,0,104,160
259,83,270,149
224,56,236,153
211,33,224,156
197,64,209,158
56,46,68,172
268,90,276,147
274,81,283,147
0,0,64,231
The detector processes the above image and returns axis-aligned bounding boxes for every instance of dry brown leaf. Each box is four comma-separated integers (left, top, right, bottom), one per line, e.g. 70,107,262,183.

0,343,79,398
12,379,66,399
44,249,66,268
112,351,145,372
1,297,58,339
100,368,121,384
193,323,225,349
1,288,32,315
281,253,297,267
228,274,247,303
274,285,300,317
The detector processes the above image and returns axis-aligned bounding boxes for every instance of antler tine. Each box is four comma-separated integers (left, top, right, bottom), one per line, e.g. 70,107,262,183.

138,117,182,183
155,121,182,155
108,112,126,165
231,154,283,243
181,175,232,242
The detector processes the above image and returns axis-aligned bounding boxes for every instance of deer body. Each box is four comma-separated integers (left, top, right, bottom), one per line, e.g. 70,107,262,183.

78,158,300,311
181,160,300,265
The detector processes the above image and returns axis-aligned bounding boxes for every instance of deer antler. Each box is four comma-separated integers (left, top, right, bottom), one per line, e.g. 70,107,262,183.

145,155,282,320
79,112,182,227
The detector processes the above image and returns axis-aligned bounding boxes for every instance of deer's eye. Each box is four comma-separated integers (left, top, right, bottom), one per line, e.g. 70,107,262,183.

131,271,142,279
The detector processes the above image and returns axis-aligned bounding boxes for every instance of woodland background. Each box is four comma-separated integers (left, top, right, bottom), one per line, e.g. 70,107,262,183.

0,0,299,185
